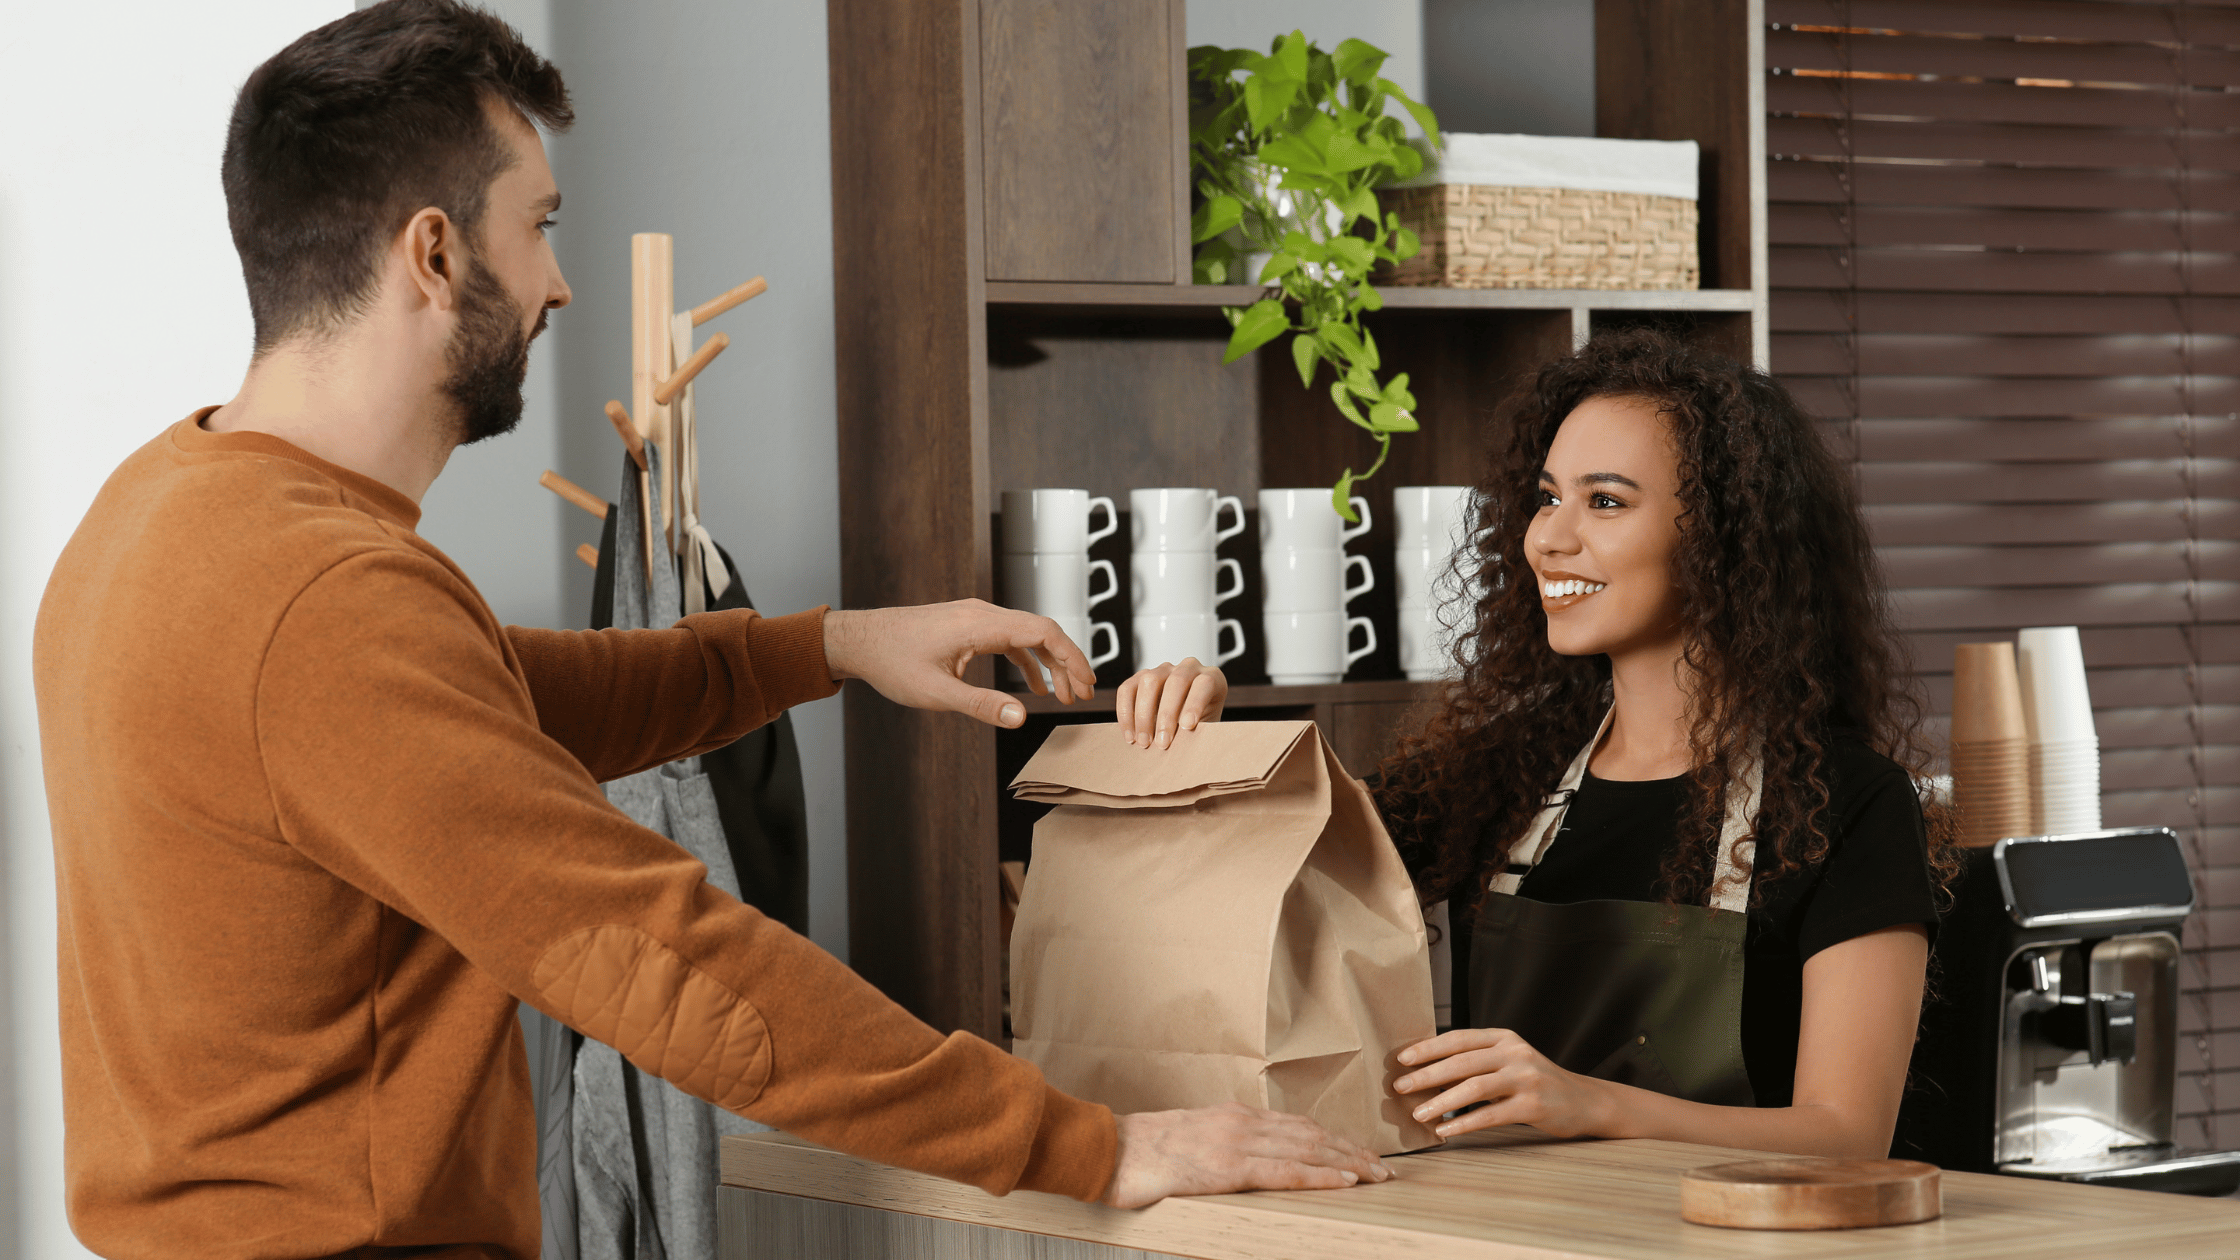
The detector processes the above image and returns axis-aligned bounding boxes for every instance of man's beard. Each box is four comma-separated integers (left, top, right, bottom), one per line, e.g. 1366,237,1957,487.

440,255,545,446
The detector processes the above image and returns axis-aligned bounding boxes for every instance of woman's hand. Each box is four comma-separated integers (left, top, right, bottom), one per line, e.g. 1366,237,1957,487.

1393,1028,1618,1141
1115,660,1228,749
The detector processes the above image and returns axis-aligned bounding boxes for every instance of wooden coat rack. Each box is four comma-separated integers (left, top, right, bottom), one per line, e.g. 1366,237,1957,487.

543,232,764,592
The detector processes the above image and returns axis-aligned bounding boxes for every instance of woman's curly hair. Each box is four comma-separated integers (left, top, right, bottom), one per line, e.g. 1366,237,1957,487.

1375,327,1959,912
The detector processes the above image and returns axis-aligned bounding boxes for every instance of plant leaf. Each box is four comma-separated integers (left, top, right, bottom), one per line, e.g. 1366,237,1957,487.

1318,320,1365,363
1355,282,1384,311
1327,236,1374,272
1292,332,1319,388
1393,227,1422,261
1359,324,1383,371
1275,29,1309,80
1257,134,1323,174
1259,252,1300,283
1339,186,1380,225
1223,299,1290,364
1190,195,1243,244
1370,402,1420,432
1385,83,1444,150
1332,470,1360,521
1330,381,1374,430
1331,38,1388,85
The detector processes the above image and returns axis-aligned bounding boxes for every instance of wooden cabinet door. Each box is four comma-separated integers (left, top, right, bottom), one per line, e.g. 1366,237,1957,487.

979,0,1183,283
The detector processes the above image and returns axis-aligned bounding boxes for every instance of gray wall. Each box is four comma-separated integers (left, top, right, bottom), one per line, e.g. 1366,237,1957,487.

1422,0,1595,136
1188,0,1426,104
387,0,852,957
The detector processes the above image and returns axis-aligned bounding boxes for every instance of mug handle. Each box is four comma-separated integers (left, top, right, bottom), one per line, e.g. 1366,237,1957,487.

1214,617,1248,667
1341,495,1373,545
1088,621,1121,669
1085,495,1118,547
1213,494,1247,546
1213,557,1245,605
1085,558,1119,609
1342,553,1374,603
1343,615,1377,670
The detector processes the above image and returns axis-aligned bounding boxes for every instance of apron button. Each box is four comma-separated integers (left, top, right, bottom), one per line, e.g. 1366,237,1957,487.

1636,1035,1647,1045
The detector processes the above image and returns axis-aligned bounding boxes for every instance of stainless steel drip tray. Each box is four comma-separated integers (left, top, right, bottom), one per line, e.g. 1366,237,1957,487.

1999,1146,2240,1196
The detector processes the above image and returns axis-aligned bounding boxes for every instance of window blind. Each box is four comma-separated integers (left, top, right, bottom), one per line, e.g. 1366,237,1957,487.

1767,0,2240,1147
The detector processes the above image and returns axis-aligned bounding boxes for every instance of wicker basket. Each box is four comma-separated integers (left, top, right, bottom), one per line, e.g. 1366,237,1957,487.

1377,183,1699,290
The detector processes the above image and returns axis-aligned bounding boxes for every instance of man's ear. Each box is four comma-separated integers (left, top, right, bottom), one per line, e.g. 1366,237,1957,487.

398,207,460,313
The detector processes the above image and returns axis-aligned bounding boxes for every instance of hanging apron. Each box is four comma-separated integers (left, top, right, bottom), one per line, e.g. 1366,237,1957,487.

1469,709,1762,1107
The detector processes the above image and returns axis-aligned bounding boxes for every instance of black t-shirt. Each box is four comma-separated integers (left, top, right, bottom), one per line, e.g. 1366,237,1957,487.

1393,738,1937,1107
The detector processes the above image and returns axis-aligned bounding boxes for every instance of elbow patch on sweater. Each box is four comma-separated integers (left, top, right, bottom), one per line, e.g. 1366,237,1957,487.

533,925,772,1112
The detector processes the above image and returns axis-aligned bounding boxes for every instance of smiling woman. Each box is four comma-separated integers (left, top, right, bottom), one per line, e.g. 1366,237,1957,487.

1119,327,1958,1160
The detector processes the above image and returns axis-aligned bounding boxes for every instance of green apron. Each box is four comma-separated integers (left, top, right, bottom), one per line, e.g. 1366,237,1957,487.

1469,709,1760,1107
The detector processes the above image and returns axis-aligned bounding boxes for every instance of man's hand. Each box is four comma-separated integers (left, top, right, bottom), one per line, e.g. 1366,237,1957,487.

1101,1103,1393,1209
823,600,1095,728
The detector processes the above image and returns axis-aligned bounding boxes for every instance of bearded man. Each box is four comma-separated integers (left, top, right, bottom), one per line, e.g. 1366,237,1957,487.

30,2,1386,1256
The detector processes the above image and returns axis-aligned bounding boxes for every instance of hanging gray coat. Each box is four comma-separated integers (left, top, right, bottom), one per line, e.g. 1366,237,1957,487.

531,446,812,1260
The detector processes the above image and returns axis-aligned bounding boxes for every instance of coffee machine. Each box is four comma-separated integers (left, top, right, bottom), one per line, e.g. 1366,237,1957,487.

1895,826,2240,1194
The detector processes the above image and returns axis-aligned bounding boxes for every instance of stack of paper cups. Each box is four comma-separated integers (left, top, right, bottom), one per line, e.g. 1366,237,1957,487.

1000,488,1123,686
2016,625,2101,834
1393,486,1474,682
1950,642,2032,847
1259,489,1376,684
1129,488,1248,671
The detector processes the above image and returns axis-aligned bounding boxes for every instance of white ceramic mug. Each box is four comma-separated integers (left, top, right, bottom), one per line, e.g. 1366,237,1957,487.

1130,550,1245,616
1399,604,1462,682
1392,485,1473,551
1003,613,1120,687
1001,488,1118,555
1262,610,1376,685
1394,545,1458,610
1130,488,1245,553
1260,547,1374,614
1132,612,1246,672
1259,487,1371,552
1001,551,1118,618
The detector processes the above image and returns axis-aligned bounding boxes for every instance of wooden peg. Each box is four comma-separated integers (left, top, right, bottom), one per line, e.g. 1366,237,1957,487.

575,543,600,570
539,470,609,520
690,276,767,326
654,333,730,406
604,401,648,470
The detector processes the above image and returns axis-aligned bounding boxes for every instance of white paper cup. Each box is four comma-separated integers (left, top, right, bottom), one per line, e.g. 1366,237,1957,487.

2017,626,2096,744
1263,610,1376,685
1002,614,1119,686
1001,551,1117,619
1259,487,1371,551
1393,485,1473,551
1261,547,1374,613
1130,550,1244,616
1130,488,1245,552
1399,605,1462,681
1001,488,1117,555
1132,612,1245,671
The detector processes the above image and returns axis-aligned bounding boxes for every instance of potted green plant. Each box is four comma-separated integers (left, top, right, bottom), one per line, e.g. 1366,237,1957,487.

1189,31,1442,520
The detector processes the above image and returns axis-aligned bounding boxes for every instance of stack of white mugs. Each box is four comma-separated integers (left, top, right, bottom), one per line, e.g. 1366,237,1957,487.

1392,485,1475,682
1130,488,1248,670
2016,625,2102,834
999,488,1122,686
1259,488,1377,685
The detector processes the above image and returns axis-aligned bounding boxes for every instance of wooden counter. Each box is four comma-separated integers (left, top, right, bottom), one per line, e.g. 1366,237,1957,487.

718,1128,2240,1259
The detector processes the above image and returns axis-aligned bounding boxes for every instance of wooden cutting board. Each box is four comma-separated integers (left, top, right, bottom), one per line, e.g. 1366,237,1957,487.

1680,1157,1942,1230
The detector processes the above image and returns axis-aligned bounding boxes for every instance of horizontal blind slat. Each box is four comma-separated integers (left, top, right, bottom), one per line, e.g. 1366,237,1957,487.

1771,203,2240,253
1840,418,2240,463
1770,0,2240,44
1881,541,2240,586
1777,334,2240,378
1769,114,2240,169
1769,74,2240,130
1767,28,2240,85
1786,373,2240,418
1866,500,2240,544
1769,159,2240,212
1773,290,2240,334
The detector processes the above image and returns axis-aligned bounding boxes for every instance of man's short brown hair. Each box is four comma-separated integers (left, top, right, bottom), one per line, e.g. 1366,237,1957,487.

222,0,572,352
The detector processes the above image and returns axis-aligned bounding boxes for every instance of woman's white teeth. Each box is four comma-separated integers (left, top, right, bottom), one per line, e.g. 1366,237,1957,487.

1542,579,1606,598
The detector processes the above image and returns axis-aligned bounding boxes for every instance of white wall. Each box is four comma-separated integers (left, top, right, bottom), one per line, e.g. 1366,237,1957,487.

0,7,352,1255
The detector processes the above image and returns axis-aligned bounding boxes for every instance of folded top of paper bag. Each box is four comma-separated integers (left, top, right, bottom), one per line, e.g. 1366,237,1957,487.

1010,721,1315,807
1386,132,1700,201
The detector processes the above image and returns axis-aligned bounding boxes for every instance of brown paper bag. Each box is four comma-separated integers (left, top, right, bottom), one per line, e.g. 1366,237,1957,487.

1007,720,1438,1155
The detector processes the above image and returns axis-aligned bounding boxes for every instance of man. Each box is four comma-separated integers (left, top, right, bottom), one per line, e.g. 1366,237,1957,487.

32,3,1387,1256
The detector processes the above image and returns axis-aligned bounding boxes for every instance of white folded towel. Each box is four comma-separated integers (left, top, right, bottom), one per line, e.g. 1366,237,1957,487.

1387,132,1700,201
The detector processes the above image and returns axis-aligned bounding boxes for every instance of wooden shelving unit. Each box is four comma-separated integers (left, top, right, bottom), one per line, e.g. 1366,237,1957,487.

827,0,1769,1040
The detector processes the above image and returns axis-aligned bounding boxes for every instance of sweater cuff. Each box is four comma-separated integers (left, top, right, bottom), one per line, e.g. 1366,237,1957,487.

741,607,841,715
1012,1086,1118,1202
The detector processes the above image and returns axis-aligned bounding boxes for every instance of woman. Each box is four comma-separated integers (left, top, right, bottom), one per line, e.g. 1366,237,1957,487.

1115,329,1953,1159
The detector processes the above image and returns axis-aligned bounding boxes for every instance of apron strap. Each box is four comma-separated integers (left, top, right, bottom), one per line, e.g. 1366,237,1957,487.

1492,706,1761,915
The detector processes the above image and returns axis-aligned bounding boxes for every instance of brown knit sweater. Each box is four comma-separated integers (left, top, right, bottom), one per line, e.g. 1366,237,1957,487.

33,414,1115,1259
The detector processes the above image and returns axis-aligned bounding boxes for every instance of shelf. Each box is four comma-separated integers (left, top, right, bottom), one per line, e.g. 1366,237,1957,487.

1010,676,1440,715
984,280,1758,318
